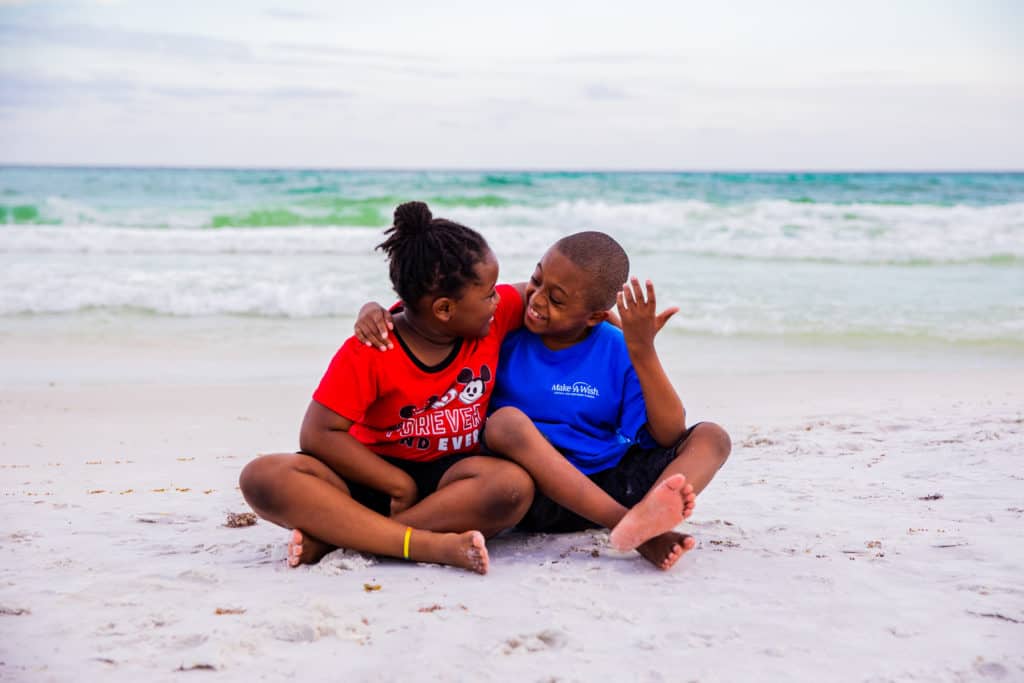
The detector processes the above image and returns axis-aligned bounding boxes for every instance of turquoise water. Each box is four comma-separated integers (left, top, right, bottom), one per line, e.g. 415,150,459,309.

1,167,1022,345
3,168,1023,228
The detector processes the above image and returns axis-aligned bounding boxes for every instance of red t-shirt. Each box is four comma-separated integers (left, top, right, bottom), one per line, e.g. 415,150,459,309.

312,283,524,462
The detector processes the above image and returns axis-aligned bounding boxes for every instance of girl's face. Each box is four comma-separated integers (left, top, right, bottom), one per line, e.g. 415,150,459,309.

445,249,501,338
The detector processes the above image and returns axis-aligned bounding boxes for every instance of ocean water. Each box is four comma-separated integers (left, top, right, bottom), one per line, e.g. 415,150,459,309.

2,167,1022,346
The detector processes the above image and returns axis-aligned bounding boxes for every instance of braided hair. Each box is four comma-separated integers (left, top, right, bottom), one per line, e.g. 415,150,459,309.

376,201,492,310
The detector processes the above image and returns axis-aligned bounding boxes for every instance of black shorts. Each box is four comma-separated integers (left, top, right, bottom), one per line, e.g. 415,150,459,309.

516,423,700,533
345,452,474,517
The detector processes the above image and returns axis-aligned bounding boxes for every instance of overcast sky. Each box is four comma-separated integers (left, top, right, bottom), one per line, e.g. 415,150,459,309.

0,0,1021,169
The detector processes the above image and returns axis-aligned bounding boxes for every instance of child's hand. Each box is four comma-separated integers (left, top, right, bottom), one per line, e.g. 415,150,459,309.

389,473,418,515
616,277,679,350
355,302,394,351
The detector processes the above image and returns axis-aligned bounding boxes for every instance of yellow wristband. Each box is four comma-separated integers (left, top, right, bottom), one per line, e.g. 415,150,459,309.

402,526,412,560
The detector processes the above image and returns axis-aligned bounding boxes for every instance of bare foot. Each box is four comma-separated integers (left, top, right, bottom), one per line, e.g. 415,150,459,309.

637,531,696,570
435,531,489,575
609,474,690,552
412,530,490,574
287,529,334,567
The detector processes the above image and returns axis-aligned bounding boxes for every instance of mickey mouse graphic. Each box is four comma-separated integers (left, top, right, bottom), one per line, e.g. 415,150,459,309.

398,365,493,418
456,365,490,404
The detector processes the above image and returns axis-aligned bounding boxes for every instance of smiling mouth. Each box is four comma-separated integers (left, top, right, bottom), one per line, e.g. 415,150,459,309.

526,307,546,322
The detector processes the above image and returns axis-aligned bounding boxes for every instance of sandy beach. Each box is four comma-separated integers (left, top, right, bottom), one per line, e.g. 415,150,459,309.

1,314,1022,682
4,0,1022,677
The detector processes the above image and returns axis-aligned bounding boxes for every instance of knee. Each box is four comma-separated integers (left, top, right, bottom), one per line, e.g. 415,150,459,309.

239,454,292,513
690,422,732,464
482,462,535,521
484,406,532,451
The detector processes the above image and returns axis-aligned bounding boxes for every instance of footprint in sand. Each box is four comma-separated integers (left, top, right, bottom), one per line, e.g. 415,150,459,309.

974,661,1009,679
501,629,567,655
176,569,219,584
272,622,320,643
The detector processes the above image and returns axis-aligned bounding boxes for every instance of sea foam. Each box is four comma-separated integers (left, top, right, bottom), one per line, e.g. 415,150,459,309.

2,169,1021,343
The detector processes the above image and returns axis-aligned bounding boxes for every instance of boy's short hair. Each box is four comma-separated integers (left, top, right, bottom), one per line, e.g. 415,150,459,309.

553,231,629,310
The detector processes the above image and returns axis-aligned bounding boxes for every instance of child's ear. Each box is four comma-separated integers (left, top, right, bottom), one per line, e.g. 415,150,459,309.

585,310,609,327
432,297,455,322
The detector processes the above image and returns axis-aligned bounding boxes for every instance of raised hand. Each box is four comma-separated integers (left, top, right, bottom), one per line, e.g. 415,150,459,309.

654,304,679,334
615,277,678,350
354,302,394,351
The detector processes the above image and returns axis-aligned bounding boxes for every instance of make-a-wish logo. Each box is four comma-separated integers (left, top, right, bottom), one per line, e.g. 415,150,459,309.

550,381,600,399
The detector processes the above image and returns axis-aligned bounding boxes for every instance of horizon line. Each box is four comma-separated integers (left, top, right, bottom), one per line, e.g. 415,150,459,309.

2,163,1023,175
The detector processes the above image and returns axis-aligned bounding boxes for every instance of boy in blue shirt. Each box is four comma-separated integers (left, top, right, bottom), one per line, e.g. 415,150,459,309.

357,231,731,570
483,231,731,570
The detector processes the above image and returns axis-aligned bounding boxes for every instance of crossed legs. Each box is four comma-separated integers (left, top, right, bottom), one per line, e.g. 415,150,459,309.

238,453,534,574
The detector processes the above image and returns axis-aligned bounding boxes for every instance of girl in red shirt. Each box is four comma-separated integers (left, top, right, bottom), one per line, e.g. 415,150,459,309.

239,202,532,574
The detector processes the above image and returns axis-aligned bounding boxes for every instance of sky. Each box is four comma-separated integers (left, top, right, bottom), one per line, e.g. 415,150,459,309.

0,0,1021,170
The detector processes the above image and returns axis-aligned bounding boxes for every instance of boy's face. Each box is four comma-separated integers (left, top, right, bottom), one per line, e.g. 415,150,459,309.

443,249,501,338
524,247,607,349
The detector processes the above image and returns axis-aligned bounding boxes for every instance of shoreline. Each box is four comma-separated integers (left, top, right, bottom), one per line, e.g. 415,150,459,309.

4,311,1022,383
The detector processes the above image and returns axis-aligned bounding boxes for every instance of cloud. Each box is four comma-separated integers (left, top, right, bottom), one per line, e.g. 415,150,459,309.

264,8,326,22
150,83,352,101
0,71,351,108
0,21,253,61
269,40,441,64
551,52,688,66
0,20,460,79
0,73,68,106
266,42,458,79
583,82,629,100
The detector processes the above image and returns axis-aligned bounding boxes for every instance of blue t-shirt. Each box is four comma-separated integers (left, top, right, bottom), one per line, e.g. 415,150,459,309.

490,322,656,474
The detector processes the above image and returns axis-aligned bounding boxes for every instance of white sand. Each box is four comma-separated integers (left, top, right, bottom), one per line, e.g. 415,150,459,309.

1,316,1023,682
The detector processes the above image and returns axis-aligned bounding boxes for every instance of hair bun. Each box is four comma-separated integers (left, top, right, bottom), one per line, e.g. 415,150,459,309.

393,201,433,235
